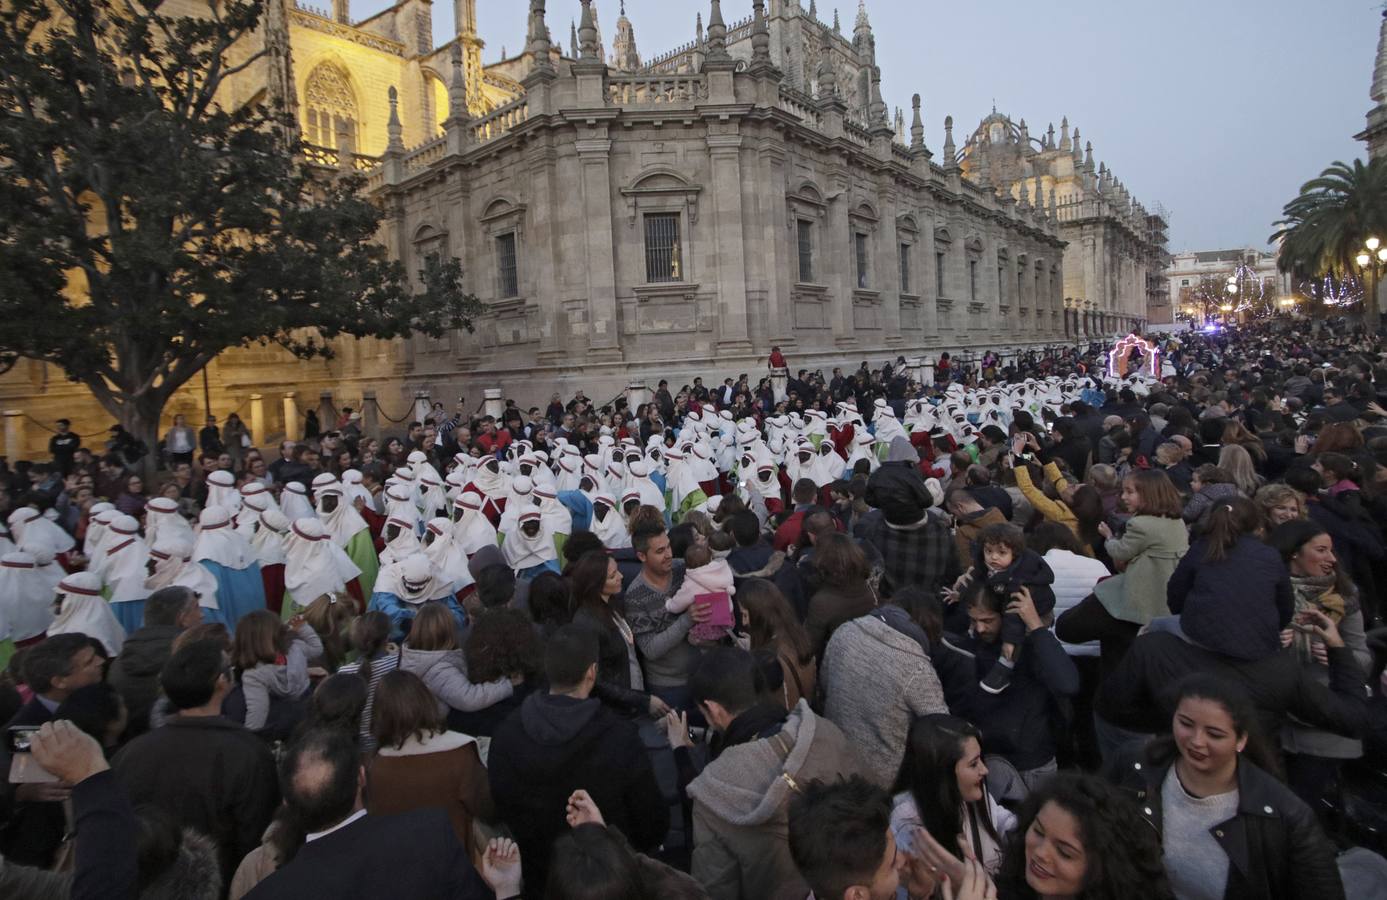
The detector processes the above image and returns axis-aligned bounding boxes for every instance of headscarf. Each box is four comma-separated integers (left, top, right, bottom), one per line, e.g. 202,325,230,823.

283,518,362,606
311,474,370,547
102,514,150,603
250,509,290,567
235,483,280,538
342,469,374,510
193,506,255,569
9,507,75,554
50,571,125,656
533,484,573,537
502,509,558,571
452,492,499,557
0,552,55,642
83,509,123,577
422,520,474,594
379,516,423,567
373,552,455,604
83,502,116,557
383,484,420,531
205,469,242,514
280,482,316,521
145,534,220,610
144,497,195,550
590,493,632,550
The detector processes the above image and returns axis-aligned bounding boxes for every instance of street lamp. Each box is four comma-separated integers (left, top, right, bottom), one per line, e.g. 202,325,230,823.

1357,236,1387,334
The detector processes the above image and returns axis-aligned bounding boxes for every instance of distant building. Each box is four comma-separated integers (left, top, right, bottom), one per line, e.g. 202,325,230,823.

959,111,1168,338
1162,249,1292,323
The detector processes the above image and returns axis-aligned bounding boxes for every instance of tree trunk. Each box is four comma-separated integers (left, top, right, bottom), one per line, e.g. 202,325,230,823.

118,394,165,482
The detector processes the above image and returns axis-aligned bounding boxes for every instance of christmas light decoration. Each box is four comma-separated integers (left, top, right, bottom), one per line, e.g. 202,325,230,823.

1107,333,1159,378
1299,274,1364,307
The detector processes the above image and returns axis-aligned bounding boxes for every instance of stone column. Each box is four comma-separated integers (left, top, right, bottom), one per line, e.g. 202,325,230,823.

318,392,336,429
627,381,649,409
3,411,24,461
483,389,504,420
707,130,752,353
282,393,300,442
249,394,265,448
575,131,622,361
362,390,381,440
413,391,431,423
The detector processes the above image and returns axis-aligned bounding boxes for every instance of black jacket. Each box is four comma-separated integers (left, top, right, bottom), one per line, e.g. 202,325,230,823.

727,542,808,621
245,808,491,900
933,627,1079,770
570,606,650,716
108,624,179,740
488,692,667,898
1096,631,1367,740
864,459,933,526
1112,753,1344,900
112,715,279,885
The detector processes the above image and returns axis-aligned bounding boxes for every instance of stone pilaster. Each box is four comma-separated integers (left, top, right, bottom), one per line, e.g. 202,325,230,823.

574,124,622,361
706,128,752,352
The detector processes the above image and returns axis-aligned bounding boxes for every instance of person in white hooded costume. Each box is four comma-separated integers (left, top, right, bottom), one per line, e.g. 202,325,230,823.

145,533,221,625
0,551,56,649
49,571,125,656
101,513,150,633
282,517,362,620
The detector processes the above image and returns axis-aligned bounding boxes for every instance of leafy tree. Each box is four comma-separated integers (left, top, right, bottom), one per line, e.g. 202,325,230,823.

0,0,481,464
1271,158,1387,331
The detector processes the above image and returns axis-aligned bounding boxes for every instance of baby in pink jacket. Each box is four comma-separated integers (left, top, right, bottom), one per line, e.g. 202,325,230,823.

666,544,736,644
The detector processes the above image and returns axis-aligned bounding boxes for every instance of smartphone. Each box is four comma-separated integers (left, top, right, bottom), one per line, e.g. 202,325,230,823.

7,725,58,784
6,725,36,754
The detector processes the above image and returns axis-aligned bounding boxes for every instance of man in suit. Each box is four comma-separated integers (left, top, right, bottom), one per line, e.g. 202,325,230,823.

247,728,521,900
0,632,107,866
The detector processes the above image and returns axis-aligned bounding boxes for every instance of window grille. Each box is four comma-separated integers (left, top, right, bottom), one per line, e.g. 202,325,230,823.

797,219,814,282
496,233,518,298
644,213,682,283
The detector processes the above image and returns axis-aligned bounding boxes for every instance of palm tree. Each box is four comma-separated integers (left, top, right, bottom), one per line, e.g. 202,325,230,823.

1271,157,1387,331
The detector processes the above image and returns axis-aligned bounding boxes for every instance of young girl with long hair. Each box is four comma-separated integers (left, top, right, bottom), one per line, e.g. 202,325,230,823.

890,715,1015,875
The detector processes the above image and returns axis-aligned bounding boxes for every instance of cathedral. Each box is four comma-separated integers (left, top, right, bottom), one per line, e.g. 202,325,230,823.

2,0,1165,452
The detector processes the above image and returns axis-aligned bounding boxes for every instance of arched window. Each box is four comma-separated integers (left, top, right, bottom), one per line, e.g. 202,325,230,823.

303,62,358,150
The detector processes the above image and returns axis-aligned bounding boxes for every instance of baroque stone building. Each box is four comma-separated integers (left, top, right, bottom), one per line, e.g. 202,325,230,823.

2,0,1152,454
958,112,1167,337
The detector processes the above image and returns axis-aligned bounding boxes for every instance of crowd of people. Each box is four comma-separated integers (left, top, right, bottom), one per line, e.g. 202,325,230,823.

1,317,1386,899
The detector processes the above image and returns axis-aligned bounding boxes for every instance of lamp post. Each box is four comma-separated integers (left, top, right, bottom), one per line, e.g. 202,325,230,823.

1354,235,1387,335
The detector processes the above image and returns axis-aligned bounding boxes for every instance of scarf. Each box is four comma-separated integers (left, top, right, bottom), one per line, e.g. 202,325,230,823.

1289,573,1347,664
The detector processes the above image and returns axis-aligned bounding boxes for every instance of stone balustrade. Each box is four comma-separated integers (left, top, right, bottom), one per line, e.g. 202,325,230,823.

473,97,530,143
607,73,709,108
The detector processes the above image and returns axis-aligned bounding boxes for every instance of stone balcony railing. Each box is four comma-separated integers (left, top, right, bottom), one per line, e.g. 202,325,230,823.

404,135,448,172
472,96,529,143
775,85,820,126
301,143,380,172
607,73,709,108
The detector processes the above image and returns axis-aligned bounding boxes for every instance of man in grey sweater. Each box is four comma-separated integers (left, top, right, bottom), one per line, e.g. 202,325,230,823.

622,522,710,712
